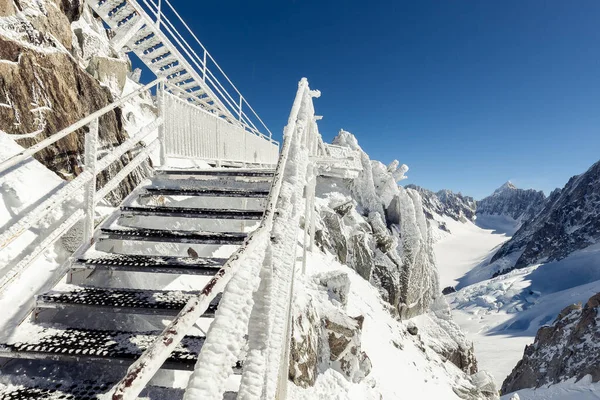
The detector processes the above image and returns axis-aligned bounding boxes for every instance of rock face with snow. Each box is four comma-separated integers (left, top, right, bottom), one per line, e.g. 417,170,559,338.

0,0,152,203
502,292,600,394
476,181,546,225
313,130,482,380
491,161,600,273
407,185,477,223
317,130,438,320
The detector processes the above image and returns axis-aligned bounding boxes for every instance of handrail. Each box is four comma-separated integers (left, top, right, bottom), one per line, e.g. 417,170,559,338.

105,79,313,400
0,78,163,175
160,0,273,138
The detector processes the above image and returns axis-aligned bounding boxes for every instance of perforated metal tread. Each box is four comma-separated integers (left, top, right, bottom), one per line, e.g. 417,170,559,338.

0,376,182,400
100,227,247,245
37,286,220,317
0,327,203,370
120,205,264,220
142,187,269,198
155,169,274,177
75,254,225,275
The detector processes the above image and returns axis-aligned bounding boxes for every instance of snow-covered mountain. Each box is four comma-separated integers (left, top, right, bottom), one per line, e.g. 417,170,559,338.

407,185,477,223
491,160,600,275
502,292,600,394
475,181,546,235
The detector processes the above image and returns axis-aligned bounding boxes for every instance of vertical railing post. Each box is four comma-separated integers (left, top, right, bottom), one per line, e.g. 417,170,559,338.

157,83,167,166
202,51,207,82
83,118,99,245
156,0,162,28
238,96,243,122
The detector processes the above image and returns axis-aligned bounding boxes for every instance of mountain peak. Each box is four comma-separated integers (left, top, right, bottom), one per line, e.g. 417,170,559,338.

494,181,517,194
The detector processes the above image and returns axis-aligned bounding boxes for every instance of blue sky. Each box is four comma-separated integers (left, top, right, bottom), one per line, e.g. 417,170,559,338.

141,0,600,199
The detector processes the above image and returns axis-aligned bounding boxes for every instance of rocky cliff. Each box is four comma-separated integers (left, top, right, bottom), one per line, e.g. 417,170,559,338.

502,292,600,394
406,185,477,224
491,160,600,273
476,181,546,226
0,0,153,204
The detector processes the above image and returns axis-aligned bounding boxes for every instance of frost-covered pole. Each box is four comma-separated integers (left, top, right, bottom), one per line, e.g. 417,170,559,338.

156,0,162,29
157,82,167,165
83,118,99,245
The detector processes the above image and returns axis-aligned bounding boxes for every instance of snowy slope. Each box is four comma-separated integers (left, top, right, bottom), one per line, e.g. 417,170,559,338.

434,216,509,290
289,250,491,400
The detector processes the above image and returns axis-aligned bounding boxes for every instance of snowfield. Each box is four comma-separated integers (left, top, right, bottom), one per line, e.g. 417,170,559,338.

435,214,600,395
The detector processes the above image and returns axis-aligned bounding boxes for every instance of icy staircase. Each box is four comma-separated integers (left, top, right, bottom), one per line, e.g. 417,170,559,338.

84,0,272,138
0,167,272,399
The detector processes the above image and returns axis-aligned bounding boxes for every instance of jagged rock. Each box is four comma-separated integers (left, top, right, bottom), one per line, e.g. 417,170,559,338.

407,184,477,223
320,209,348,264
348,232,373,280
492,160,600,274
87,55,128,93
442,286,456,295
289,298,320,388
453,370,499,400
315,271,350,308
502,292,600,394
406,321,418,335
323,313,371,383
0,7,151,205
370,249,401,309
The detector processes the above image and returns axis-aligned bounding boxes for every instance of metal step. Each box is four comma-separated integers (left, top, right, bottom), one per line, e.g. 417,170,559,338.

0,377,180,400
155,169,275,178
75,254,225,275
100,227,247,245
0,326,203,370
120,205,264,220
142,186,269,198
36,286,220,317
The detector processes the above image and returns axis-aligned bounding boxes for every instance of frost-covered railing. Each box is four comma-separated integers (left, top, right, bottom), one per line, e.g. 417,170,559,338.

160,87,279,165
0,78,164,291
106,79,321,400
313,143,363,178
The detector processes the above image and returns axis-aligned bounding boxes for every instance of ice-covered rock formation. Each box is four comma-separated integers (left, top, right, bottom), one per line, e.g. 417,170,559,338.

490,160,600,275
502,292,600,394
317,130,437,319
311,130,488,391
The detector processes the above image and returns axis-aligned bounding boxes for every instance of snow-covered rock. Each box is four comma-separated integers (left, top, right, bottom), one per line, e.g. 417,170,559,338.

491,160,600,275
502,292,600,394
312,131,488,387
0,0,151,203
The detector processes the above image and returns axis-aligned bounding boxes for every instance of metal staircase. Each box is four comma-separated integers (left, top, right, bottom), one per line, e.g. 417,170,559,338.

86,0,272,139
0,166,269,398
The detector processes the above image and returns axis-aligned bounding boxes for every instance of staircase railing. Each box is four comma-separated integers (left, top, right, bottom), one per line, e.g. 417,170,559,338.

160,85,279,165
105,78,321,400
94,0,272,139
0,78,163,294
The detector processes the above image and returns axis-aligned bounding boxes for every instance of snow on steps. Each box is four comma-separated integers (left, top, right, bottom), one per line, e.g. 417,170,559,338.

99,227,248,245
120,205,264,220
35,284,220,317
0,323,204,370
74,254,226,275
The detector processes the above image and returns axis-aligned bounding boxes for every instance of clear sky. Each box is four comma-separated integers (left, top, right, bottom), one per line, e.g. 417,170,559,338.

144,0,600,199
